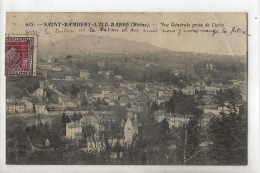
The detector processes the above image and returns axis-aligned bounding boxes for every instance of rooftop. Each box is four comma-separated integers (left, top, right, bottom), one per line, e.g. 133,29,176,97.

66,122,82,128
35,103,46,106
154,110,166,116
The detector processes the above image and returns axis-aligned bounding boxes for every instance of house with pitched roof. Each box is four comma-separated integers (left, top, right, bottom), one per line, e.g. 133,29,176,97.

66,122,83,140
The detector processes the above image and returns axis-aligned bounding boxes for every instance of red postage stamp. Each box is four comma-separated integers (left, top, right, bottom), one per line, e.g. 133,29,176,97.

5,35,37,76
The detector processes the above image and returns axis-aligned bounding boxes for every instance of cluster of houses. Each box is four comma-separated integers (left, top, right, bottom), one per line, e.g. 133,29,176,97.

6,97,33,114
7,55,247,160
169,68,186,76
50,69,91,81
154,110,191,128
154,100,242,129
65,111,140,157
36,56,245,117
6,80,50,115
7,65,245,123
98,70,114,78
6,98,48,115
144,79,235,108
204,101,241,116
145,84,176,105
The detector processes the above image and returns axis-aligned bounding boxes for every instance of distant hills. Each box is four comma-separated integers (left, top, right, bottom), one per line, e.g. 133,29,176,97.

39,35,168,56
38,35,246,67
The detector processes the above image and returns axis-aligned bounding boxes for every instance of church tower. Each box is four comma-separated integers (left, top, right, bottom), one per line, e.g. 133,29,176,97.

124,117,134,145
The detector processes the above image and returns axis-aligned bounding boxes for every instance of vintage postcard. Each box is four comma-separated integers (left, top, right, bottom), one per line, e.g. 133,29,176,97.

5,13,247,165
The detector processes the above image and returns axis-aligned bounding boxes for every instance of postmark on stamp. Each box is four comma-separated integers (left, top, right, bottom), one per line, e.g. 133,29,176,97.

5,34,37,76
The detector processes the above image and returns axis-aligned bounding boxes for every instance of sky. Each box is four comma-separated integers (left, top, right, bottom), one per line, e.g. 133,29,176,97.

6,13,247,56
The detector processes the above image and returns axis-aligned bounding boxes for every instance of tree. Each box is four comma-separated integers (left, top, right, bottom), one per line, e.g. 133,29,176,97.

71,113,78,122
214,88,242,106
95,98,101,111
44,122,50,130
6,117,29,164
66,55,72,59
166,96,175,113
82,124,96,138
166,90,198,115
77,113,83,121
65,115,71,123
192,108,204,121
167,92,203,165
70,84,79,97
33,103,36,114
151,101,159,113
62,113,66,125
209,112,247,165
61,114,68,135
158,119,170,140
71,113,82,122
141,153,147,165
184,118,201,164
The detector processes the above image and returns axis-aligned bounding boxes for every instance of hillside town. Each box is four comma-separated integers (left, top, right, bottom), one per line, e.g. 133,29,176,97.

6,54,247,165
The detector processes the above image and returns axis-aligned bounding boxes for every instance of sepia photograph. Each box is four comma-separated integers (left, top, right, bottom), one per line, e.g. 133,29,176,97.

5,12,248,165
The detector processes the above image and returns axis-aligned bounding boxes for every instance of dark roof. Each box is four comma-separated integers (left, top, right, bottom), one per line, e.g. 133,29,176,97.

67,122,82,128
